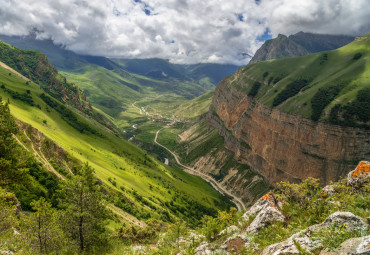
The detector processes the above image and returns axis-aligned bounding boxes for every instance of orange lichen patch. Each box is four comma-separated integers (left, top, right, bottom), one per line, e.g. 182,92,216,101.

351,161,370,178
320,192,328,199
261,194,273,201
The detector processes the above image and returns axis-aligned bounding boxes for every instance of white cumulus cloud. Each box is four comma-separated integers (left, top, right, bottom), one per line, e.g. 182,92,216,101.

0,0,368,65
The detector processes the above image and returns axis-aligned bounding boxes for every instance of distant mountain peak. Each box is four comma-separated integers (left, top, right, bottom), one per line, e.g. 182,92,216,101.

249,32,354,64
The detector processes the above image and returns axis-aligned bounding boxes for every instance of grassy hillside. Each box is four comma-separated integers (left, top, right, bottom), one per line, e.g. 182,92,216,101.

233,37,370,128
0,61,233,225
136,90,214,121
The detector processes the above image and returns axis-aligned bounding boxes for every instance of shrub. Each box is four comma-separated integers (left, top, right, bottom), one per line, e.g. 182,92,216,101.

319,53,328,65
329,87,370,127
273,78,311,106
353,53,362,60
268,76,274,84
201,215,220,241
248,82,261,97
311,82,347,121
0,85,34,106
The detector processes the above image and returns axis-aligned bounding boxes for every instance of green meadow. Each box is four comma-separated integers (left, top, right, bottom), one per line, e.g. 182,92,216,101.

235,38,370,125
0,65,233,225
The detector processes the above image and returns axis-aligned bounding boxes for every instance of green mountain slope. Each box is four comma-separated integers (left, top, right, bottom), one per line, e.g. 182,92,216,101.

236,36,370,127
0,47,234,226
0,40,118,134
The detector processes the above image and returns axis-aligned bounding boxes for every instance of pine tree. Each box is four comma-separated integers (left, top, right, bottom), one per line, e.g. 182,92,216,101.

0,97,28,186
22,197,66,254
59,163,109,252
0,187,18,234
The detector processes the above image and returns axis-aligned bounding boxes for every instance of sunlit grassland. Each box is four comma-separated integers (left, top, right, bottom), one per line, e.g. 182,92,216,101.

0,66,233,222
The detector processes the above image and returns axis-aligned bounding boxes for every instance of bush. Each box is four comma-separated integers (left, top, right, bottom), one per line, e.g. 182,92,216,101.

248,82,261,97
273,78,311,106
310,82,347,121
201,215,220,241
319,53,328,65
0,85,34,106
353,53,362,60
329,87,370,127
268,76,274,84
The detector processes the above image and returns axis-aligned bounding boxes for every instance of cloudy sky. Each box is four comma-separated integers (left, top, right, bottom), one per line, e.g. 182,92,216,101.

0,0,369,65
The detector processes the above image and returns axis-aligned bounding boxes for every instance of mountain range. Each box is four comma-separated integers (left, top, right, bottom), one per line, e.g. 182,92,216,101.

0,31,369,254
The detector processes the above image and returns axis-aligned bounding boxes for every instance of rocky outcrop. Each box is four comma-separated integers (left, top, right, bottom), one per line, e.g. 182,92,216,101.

262,212,369,255
246,206,285,233
207,71,370,187
320,235,370,255
241,193,285,233
242,194,276,219
347,161,370,186
250,32,354,64
249,34,309,64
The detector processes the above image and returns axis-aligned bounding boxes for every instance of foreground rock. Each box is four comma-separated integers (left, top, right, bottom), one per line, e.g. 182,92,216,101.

347,161,370,186
241,194,285,234
246,206,285,233
242,194,276,219
262,212,368,255
319,235,370,255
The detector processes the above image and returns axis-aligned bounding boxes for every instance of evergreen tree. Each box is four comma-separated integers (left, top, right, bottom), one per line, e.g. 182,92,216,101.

0,187,18,234
59,163,109,252
22,197,67,254
0,97,28,186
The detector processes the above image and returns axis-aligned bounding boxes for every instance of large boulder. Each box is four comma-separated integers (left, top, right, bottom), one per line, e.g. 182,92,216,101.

316,212,368,232
246,206,285,233
319,235,370,255
347,161,370,186
242,194,276,220
240,193,285,234
262,212,369,255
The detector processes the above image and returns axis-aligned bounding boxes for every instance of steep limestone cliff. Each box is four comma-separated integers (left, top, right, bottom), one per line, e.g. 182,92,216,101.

207,68,370,186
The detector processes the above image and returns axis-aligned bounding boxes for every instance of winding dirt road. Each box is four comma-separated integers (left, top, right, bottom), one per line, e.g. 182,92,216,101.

154,127,246,211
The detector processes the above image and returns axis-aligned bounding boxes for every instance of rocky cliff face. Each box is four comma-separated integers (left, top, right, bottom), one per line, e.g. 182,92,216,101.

249,34,309,64
207,69,370,186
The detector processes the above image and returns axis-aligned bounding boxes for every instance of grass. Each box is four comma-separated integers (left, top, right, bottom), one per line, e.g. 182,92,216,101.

233,39,370,125
0,64,233,224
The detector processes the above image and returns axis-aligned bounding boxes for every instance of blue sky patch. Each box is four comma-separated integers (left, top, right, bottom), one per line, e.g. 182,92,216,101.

237,14,244,22
257,28,272,41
